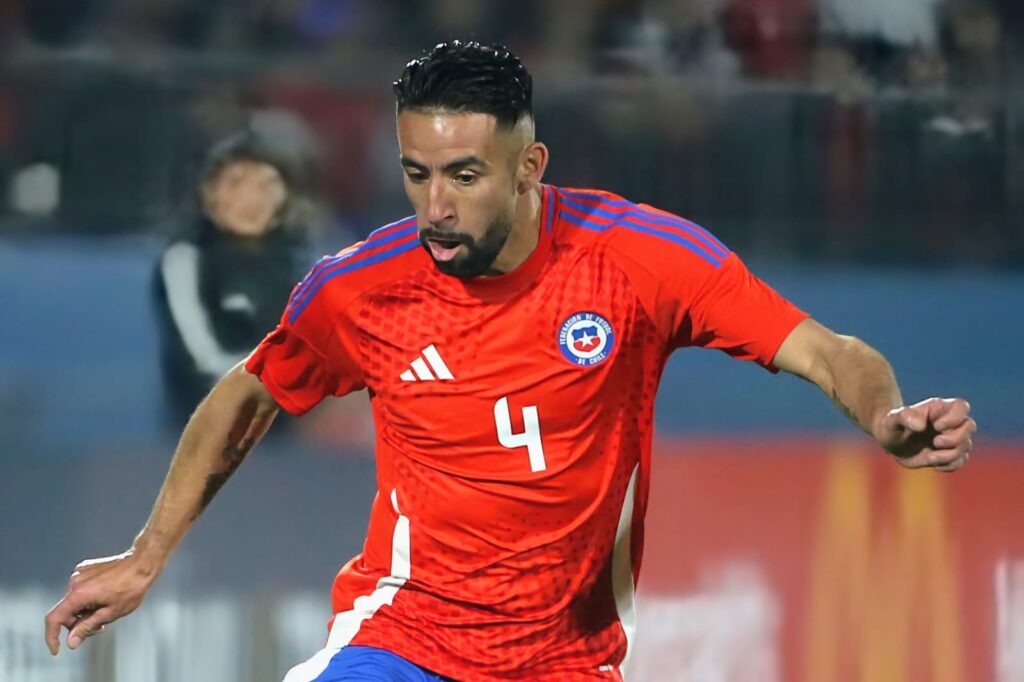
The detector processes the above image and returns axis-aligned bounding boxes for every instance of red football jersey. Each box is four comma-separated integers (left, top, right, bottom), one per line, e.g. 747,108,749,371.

246,185,808,681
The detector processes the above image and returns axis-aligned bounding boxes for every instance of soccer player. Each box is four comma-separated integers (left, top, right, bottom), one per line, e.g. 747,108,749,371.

45,41,976,681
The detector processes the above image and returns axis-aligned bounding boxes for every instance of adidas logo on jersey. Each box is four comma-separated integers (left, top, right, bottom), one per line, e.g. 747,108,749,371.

400,344,454,382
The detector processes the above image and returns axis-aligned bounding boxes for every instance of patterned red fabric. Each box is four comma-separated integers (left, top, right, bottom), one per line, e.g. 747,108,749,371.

247,185,808,680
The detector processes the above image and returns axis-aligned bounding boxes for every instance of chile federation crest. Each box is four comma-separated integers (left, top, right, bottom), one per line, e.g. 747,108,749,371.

558,312,615,366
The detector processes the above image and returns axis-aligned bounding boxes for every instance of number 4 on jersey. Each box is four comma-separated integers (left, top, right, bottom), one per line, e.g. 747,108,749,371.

494,397,547,472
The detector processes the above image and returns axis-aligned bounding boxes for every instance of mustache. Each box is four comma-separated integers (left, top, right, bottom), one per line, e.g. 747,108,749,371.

419,228,473,246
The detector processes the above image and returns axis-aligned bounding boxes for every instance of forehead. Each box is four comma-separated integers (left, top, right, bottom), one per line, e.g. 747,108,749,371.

211,159,282,182
397,110,507,161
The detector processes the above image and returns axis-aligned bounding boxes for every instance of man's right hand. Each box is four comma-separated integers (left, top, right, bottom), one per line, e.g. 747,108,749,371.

44,549,158,655
43,366,278,656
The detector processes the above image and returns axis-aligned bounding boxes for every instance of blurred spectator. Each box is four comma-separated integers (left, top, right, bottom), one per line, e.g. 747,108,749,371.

259,69,387,226
153,130,313,428
101,0,220,51
918,1,1008,262
590,0,678,74
4,63,194,232
589,0,740,77
722,0,815,81
815,0,947,89
420,0,543,57
246,0,373,52
941,1,1004,116
660,0,741,77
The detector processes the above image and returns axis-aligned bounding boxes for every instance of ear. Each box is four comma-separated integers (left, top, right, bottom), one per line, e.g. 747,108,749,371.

516,142,549,195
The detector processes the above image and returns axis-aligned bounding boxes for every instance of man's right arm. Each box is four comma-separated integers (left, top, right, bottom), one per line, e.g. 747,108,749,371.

44,364,280,655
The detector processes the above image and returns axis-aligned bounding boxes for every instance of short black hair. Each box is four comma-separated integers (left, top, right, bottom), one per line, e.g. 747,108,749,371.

393,40,533,129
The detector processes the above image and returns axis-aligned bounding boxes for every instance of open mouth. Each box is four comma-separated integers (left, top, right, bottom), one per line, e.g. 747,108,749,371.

426,237,464,262
430,238,461,249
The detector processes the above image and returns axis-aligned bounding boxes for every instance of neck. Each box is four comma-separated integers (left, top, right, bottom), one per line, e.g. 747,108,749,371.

489,186,543,274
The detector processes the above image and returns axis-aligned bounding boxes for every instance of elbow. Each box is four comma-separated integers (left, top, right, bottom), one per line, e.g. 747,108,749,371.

806,333,859,395
212,362,280,417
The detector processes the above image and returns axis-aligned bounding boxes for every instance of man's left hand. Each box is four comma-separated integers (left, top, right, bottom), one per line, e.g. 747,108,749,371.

875,397,976,472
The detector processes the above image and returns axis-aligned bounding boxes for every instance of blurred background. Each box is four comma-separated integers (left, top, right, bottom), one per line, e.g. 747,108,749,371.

1,0,1022,680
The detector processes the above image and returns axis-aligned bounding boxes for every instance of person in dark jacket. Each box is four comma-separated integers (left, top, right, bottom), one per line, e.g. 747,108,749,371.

154,130,312,429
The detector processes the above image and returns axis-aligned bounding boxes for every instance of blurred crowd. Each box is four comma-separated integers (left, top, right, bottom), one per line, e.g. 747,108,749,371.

2,0,1017,88
0,0,1022,264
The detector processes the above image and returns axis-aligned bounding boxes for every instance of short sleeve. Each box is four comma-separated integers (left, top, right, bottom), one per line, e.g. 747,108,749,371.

245,270,366,415
611,230,807,371
677,253,809,370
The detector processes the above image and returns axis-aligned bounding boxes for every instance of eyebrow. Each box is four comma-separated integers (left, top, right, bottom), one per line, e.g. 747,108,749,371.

400,155,489,174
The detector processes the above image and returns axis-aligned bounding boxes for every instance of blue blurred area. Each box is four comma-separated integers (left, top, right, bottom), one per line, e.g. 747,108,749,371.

0,237,166,455
3,236,1020,461
660,262,1024,436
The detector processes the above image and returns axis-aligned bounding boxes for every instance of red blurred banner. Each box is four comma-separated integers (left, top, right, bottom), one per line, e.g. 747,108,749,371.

634,438,1024,682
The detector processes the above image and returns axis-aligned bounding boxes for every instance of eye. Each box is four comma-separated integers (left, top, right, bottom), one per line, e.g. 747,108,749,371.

454,173,477,186
405,170,427,184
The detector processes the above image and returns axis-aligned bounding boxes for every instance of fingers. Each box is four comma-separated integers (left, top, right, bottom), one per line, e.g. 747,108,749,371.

68,608,113,650
934,451,970,473
932,418,977,450
930,440,971,466
905,393,974,430
927,404,975,473
45,561,107,655
888,405,928,432
929,398,972,431
897,447,971,471
45,593,92,655
44,601,69,655
896,431,973,472
895,450,937,469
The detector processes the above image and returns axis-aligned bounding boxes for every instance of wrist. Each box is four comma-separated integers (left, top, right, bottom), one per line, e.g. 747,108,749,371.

869,404,898,444
130,533,172,580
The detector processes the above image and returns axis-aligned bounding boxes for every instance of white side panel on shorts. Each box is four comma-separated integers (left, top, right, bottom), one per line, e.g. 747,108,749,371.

612,465,640,679
281,489,411,682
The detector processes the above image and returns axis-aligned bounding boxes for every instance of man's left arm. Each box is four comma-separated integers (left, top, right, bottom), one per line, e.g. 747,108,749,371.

772,318,976,471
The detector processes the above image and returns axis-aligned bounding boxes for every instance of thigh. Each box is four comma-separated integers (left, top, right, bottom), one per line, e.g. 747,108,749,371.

284,645,447,682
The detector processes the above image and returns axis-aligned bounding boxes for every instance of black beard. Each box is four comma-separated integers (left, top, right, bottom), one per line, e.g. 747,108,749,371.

420,215,513,278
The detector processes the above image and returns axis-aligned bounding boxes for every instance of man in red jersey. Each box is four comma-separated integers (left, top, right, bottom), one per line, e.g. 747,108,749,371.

45,41,976,681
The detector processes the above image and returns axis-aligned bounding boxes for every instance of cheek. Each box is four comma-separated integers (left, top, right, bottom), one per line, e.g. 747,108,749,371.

463,184,505,222
262,185,287,217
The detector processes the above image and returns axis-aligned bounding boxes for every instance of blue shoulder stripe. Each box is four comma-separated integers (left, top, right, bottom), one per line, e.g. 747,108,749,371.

288,217,416,310
558,194,729,260
288,218,418,323
560,209,725,268
559,189,731,256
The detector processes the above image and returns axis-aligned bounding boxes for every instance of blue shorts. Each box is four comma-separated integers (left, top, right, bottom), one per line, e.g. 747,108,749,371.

298,645,451,682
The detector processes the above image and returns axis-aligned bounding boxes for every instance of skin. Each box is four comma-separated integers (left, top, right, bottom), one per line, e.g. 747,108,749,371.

43,110,975,656
202,160,287,237
398,110,549,277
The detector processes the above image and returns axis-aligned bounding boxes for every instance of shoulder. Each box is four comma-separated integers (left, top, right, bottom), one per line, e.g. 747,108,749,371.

285,215,426,325
552,186,732,277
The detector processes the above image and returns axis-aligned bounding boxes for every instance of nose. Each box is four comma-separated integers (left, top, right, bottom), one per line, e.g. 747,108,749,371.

425,178,456,228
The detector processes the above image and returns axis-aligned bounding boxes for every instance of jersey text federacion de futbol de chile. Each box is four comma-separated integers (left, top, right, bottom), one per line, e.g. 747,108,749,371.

246,185,808,681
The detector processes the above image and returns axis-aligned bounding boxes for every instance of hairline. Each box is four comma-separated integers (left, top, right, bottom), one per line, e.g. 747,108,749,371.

397,104,533,131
